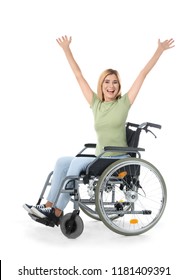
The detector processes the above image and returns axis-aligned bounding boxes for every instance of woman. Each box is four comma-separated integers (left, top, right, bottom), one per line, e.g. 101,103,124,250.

23,36,174,225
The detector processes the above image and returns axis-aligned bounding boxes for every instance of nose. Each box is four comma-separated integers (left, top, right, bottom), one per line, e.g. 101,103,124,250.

108,82,115,88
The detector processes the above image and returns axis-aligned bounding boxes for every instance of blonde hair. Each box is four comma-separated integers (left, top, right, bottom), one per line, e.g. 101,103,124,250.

97,69,122,101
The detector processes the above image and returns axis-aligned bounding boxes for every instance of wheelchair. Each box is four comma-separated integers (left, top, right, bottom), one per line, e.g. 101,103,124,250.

29,122,167,239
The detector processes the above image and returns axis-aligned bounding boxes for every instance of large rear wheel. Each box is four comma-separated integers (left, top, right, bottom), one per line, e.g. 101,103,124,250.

95,158,167,236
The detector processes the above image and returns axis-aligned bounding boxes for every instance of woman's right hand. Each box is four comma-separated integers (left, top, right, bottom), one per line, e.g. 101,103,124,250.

56,35,72,51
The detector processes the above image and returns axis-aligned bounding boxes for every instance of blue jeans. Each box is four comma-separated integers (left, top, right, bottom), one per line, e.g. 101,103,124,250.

47,156,95,210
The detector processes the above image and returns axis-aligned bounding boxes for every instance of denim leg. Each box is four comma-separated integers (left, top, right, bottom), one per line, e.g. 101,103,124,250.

47,156,95,211
47,156,73,204
55,156,95,210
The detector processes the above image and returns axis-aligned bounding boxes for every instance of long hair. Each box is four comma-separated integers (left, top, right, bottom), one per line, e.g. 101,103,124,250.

97,69,122,101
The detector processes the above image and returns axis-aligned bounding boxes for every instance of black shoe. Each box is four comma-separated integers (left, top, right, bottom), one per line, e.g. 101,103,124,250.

31,206,60,226
23,203,46,214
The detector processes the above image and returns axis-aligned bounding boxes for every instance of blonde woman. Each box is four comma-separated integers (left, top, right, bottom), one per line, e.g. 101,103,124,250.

23,36,174,225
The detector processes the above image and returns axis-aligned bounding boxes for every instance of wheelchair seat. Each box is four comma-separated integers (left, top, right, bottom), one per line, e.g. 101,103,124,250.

85,158,118,176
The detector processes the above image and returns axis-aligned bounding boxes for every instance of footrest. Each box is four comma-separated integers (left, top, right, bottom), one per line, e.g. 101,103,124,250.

28,213,56,227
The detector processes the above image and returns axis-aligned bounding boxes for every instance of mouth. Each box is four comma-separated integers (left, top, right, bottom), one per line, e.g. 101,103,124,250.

107,90,115,94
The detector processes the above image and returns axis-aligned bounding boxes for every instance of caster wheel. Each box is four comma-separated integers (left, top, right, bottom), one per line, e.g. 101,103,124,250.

60,212,84,239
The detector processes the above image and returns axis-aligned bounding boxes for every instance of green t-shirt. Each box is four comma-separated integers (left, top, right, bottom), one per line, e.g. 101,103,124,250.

91,93,131,156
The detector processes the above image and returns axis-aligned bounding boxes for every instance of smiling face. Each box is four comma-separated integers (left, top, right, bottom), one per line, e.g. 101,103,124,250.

102,74,120,102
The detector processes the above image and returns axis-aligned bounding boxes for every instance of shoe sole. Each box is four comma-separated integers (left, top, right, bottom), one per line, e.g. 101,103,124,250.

23,204,32,214
31,207,47,218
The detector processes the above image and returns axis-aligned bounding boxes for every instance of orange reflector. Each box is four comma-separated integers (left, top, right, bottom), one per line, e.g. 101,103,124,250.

118,171,128,178
130,219,139,224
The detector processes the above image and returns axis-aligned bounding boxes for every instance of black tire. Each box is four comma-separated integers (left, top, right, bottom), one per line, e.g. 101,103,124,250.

60,213,84,239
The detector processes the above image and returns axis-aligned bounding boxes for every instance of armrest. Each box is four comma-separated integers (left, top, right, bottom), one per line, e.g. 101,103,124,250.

104,146,145,152
76,143,96,157
84,143,96,148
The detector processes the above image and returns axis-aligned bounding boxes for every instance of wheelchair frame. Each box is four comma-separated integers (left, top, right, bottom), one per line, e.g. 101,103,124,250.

29,122,167,238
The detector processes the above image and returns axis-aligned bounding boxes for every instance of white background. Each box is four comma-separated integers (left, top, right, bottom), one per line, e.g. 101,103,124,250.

0,0,186,279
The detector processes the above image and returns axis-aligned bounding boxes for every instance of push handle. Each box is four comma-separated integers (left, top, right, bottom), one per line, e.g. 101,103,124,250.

127,122,161,130
146,122,161,129
126,121,161,139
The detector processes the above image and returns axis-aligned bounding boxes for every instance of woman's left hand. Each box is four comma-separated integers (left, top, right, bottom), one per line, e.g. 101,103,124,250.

158,38,175,51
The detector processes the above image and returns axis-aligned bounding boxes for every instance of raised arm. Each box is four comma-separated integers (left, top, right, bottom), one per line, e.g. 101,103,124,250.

127,38,175,104
56,35,94,105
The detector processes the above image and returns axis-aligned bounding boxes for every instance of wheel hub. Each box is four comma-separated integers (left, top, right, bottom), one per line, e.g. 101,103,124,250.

125,190,138,202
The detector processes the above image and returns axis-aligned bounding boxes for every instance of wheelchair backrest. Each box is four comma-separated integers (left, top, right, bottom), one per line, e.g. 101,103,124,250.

126,126,141,148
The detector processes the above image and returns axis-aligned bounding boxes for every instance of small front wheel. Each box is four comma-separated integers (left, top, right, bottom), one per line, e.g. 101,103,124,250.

60,212,84,239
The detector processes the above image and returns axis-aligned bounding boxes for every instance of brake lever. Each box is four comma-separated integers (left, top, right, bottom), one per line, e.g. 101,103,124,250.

146,129,157,138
